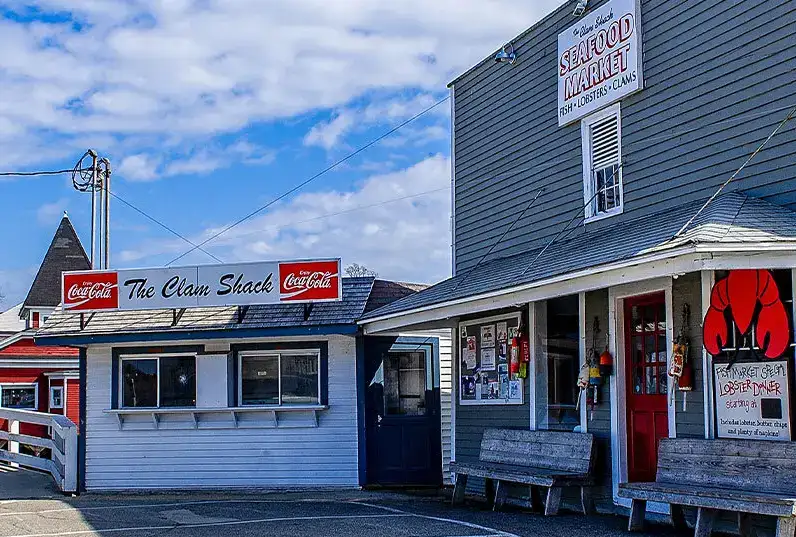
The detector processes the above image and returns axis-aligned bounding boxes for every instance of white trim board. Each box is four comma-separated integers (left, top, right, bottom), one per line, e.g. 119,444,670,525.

361,250,796,335
609,277,674,513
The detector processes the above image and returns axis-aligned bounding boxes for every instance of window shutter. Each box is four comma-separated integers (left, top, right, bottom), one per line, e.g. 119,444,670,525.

590,114,619,169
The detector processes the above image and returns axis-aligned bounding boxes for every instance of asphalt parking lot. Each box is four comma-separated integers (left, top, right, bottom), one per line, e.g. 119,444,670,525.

0,487,676,537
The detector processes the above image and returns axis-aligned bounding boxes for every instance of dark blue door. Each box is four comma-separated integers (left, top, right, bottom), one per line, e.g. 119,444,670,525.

365,339,442,487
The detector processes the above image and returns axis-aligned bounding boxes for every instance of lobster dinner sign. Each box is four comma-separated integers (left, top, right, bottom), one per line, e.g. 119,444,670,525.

62,259,342,312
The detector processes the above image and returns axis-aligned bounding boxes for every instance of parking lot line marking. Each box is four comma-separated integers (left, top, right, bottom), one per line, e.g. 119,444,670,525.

349,502,520,537
4,513,413,537
0,498,354,517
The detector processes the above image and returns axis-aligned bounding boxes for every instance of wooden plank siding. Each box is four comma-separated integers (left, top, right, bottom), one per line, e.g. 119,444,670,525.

451,0,796,272
84,336,360,490
671,273,705,439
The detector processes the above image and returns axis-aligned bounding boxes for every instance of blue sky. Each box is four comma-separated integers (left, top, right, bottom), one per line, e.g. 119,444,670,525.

0,0,562,307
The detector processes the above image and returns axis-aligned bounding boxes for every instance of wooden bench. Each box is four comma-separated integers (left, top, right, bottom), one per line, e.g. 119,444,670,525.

619,438,796,537
450,428,596,515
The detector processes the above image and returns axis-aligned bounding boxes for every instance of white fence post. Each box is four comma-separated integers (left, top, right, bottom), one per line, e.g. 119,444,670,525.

8,419,19,468
0,408,77,494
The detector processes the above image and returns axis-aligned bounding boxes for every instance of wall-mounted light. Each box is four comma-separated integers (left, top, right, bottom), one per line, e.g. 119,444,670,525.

494,43,516,65
573,0,588,17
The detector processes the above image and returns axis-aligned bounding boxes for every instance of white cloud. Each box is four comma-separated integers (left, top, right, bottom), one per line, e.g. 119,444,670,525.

118,140,275,182
304,112,356,150
118,154,453,283
36,198,68,226
118,154,160,182
0,0,562,170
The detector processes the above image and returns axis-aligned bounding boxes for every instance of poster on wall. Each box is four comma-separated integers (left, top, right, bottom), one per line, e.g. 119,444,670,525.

459,314,523,405
714,361,791,442
481,348,496,371
481,325,496,348
557,0,643,126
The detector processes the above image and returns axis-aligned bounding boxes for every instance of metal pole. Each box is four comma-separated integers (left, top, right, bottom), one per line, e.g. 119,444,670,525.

101,158,111,269
88,150,98,269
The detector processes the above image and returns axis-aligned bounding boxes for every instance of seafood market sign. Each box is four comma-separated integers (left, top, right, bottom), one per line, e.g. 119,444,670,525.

557,0,643,126
62,259,342,312
714,361,791,442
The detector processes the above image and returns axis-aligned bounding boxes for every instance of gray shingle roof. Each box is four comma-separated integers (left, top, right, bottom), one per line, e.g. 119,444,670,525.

37,277,378,338
361,193,796,320
22,215,90,311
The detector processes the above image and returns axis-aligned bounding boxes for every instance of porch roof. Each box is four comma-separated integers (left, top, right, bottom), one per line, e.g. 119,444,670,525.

34,277,424,344
361,193,796,324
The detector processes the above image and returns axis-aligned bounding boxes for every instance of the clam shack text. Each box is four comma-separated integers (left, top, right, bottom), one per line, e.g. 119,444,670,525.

62,259,342,311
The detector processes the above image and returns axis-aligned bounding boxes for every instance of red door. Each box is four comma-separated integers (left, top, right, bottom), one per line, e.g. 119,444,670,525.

625,293,669,483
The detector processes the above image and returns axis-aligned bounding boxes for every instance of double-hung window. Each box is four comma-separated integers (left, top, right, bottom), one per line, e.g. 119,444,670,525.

582,103,623,221
50,386,64,409
239,351,321,406
120,355,197,408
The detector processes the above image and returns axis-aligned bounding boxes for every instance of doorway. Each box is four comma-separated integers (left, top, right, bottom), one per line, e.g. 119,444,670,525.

364,338,442,487
624,293,669,482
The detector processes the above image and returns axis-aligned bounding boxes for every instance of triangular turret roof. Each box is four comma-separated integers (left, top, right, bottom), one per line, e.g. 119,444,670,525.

21,214,90,313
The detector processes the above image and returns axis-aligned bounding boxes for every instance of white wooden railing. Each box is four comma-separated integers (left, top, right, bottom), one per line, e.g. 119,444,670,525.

0,408,77,494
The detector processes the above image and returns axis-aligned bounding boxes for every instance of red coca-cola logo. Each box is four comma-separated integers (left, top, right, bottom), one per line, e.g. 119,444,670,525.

278,261,341,302
62,271,119,311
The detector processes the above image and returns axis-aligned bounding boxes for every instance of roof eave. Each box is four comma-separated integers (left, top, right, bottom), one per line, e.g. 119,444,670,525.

35,323,360,347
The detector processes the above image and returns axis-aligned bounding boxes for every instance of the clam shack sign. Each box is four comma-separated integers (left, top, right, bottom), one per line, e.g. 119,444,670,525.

62,259,342,312
558,0,643,126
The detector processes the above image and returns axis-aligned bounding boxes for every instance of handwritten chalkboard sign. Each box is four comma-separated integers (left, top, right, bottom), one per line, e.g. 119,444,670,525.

714,361,791,441
459,313,523,406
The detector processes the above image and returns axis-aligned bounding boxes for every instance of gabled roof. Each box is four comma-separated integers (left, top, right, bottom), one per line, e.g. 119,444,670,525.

361,193,796,321
22,214,90,313
0,303,25,335
36,277,419,342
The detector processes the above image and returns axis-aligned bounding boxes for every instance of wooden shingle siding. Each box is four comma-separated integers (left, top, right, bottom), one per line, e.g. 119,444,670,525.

452,0,796,273
84,336,359,490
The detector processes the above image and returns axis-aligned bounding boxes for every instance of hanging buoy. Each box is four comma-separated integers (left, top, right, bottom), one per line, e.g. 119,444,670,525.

599,347,614,377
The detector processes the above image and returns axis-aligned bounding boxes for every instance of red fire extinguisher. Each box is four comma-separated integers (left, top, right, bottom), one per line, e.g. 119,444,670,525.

510,337,520,376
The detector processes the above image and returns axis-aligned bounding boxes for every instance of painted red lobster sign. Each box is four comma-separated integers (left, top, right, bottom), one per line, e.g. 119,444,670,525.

703,270,791,359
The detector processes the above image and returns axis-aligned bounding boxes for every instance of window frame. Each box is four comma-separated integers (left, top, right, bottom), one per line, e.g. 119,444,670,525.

49,386,64,409
581,102,624,223
118,353,197,409
238,349,322,407
0,383,39,410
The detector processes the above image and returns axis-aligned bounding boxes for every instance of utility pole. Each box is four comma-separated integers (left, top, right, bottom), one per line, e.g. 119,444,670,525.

88,150,98,269
73,150,112,269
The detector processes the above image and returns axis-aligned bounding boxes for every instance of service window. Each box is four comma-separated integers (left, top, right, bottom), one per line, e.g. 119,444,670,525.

120,355,197,408
239,351,321,406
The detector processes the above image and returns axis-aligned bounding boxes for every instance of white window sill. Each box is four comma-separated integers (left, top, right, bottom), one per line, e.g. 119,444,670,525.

584,206,624,224
104,405,328,431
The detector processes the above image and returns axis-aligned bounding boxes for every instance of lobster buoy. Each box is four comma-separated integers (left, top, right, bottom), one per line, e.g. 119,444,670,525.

588,363,602,386
679,361,694,392
599,348,614,377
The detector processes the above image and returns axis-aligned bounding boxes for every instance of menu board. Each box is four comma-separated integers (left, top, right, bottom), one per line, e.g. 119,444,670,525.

714,361,791,442
459,314,523,405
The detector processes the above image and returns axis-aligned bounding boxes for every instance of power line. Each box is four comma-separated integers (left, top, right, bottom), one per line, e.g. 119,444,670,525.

107,190,224,263
454,188,545,291
674,105,796,238
166,95,451,266
0,168,80,177
229,186,450,241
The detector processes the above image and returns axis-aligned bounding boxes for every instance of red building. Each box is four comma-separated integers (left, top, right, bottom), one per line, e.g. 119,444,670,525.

0,214,89,437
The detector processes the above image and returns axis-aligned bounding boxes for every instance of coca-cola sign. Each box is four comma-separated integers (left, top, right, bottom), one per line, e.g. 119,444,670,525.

63,272,119,311
279,261,340,302
62,259,342,312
